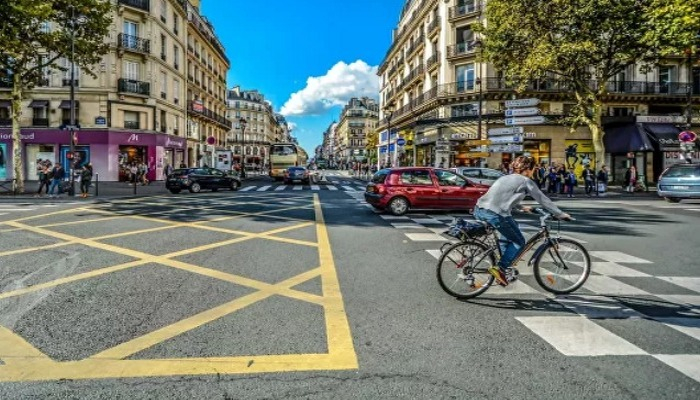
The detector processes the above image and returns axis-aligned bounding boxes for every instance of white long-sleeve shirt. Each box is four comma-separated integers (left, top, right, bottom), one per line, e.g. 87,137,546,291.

476,174,563,217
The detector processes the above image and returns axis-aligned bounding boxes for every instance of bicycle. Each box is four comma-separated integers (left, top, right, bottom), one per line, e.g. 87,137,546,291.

436,208,591,299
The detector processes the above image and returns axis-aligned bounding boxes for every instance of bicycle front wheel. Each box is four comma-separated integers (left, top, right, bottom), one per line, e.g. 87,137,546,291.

533,238,591,294
437,240,495,299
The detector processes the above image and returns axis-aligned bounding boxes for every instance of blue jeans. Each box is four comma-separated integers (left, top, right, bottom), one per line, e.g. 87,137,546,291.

48,178,62,195
474,207,526,270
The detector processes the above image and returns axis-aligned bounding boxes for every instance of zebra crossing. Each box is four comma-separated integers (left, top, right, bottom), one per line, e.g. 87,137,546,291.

239,183,366,192
0,202,70,216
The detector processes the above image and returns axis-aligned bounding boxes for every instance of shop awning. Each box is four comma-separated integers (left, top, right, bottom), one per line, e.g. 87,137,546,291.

29,100,49,108
0,100,10,108
58,100,79,109
603,123,654,153
641,123,681,150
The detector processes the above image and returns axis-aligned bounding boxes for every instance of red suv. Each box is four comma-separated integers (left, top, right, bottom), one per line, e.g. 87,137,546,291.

364,167,489,215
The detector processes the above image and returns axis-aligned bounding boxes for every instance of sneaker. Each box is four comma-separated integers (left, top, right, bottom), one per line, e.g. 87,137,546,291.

505,268,520,283
488,267,509,286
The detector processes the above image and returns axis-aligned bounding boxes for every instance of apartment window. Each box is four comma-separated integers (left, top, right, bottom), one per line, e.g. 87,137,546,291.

456,64,475,92
160,110,167,132
124,60,140,80
456,27,474,52
160,71,167,99
173,79,180,104
658,66,676,93
173,13,179,34
160,0,167,23
124,111,140,129
173,45,179,69
62,58,80,86
32,104,48,126
40,21,50,33
160,34,166,60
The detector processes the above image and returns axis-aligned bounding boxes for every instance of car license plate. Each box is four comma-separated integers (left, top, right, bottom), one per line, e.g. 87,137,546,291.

672,186,690,190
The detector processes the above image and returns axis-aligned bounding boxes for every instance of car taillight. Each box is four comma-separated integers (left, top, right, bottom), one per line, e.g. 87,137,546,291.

376,185,386,195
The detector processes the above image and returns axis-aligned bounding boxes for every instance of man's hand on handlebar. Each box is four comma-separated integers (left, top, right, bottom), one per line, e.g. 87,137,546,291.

556,213,573,221
521,206,534,213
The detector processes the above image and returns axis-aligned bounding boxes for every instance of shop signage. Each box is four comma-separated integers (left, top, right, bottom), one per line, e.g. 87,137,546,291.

94,116,106,126
505,98,541,108
469,145,489,152
524,132,537,139
636,115,686,124
0,132,35,140
127,134,139,142
488,127,524,136
193,100,204,113
505,107,541,117
450,132,479,140
165,137,185,148
465,139,491,146
489,144,524,153
505,116,547,126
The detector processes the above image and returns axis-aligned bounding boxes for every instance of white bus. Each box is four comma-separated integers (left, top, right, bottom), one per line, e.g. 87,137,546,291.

269,143,304,179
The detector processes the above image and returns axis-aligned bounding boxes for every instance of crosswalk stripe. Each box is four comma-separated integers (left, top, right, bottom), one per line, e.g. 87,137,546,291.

516,316,647,356
275,185,287,191
256,185,271,191
657,277,700,294
653,355,700,383
355,186,365,191
582,276,650,296
327,185,338,191
655,317,700,341
293,185,303,191
239,186,256,192
310,185,320,191
342,186,356,192
0,208,38,211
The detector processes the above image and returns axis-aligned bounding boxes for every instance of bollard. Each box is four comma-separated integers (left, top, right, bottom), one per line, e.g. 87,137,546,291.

95,173,99,197
133,175,137,195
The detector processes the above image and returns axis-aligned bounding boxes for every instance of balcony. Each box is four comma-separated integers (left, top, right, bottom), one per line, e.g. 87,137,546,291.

117,0,150,12
124,120,140,129
405,64,425,86
406,34,425,57
62,79,79,87
446,42,477,59
118,33,150,54
188,101,232,129
32,118,49,126
118,78,150,96
427,52,440,70
449,2,482,21
427,17,440,37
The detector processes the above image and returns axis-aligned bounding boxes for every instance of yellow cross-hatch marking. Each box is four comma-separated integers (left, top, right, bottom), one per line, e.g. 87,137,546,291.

0,193,358,381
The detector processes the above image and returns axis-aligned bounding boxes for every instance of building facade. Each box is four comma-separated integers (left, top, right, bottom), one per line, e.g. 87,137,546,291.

333,97,379,168
0,0,233,182
377,0,699,183
186,0,231,168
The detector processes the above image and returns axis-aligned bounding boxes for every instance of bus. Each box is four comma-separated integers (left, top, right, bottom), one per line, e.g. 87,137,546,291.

269,143,303,179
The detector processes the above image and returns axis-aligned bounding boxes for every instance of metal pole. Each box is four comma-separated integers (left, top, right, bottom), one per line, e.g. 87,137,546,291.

69,7,76,197
387,114,392,168
687,50,694,132
95,173,99,197
241,124,246,179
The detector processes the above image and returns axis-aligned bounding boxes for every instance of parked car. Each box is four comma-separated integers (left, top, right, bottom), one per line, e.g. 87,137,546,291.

165,167,241,194
364,167,490,216
284,167,311,184
451,167,505,186
657,163,700,202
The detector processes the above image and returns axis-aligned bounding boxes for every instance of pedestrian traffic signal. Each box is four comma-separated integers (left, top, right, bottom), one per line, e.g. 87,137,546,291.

66,152,74,159
71,132,78,146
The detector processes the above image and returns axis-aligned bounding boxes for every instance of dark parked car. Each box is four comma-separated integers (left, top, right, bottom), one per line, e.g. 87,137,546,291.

657,163,700,202
284,167,311,184
364,167,490,215
165,167,241,194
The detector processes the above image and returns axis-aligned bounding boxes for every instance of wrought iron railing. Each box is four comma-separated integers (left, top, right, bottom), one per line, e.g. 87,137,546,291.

118,78,150,95
118,33,150,53
118,0,150,12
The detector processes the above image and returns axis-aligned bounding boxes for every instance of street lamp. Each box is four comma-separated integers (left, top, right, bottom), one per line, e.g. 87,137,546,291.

67,6,87,196
384,101,395,168
239,117,247,178
473,39,485,167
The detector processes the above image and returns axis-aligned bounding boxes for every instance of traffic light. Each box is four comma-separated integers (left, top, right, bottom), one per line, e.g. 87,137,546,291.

71,131,78,147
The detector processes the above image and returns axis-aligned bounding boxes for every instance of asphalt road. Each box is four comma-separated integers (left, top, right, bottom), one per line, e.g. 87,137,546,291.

0,180,698,399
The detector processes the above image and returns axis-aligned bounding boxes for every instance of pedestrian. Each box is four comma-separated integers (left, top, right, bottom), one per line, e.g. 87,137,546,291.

565,169,577,198
557,165,567,194
35,160,50,197
80,163,93,198
624,165,637,193
547,166,558,195
164,163,173,177
597,165,608,196
47,163,65,198
534,163,547,189
582,165,595,197
129,163,138,185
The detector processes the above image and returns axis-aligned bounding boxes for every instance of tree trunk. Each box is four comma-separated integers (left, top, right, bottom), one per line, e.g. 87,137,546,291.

11,73,24,193
588,101,606,170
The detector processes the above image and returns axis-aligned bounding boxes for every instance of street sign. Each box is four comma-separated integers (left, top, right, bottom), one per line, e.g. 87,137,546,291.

466,152,490,158
679,131,697,142
489,144,524,153
505,98,541,108
505,116,547,126
465,139,491,146
396,138,406,146
488,126,524,136
505,107,541,117
489,135,523,144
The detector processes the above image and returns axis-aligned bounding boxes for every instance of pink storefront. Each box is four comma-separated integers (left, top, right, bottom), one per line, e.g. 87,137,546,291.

0,129,187,181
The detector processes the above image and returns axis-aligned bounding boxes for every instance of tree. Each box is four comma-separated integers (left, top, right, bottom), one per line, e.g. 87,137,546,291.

0,0,112,192
474,0,696,165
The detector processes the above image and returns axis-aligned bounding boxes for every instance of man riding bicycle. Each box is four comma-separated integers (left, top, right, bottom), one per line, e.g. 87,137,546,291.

474,156,571,286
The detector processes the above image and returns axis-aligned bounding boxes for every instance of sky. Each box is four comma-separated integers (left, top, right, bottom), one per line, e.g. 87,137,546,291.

201,0,406,156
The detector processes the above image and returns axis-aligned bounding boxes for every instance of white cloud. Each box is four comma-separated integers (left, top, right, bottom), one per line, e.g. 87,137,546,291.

281,60,379,116
287,121,298,131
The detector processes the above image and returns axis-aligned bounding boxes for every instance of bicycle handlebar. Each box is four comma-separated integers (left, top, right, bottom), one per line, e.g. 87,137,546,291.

534,207,575,221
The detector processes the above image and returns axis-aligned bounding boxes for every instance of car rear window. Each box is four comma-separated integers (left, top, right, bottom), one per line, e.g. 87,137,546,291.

371,170,390,184
663,165,700,178
172,169,191,175
288,167,305,172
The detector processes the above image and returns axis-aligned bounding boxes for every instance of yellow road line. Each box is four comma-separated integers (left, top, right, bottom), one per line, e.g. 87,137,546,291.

0,325,55,365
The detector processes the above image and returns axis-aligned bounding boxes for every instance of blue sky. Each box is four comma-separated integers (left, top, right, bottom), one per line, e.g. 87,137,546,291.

201,0,405,155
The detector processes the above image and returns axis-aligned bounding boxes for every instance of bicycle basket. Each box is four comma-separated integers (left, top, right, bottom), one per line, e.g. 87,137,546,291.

444,218,488,239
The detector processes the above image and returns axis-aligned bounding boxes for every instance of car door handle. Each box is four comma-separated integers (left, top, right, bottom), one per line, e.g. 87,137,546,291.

441,189,449,192
405,188,414,192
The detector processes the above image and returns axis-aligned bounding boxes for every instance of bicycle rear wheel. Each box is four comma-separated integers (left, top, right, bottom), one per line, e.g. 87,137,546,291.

437,240,495,299
533,238,591,294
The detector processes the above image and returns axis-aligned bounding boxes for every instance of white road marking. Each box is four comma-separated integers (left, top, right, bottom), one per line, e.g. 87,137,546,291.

655,317,700,341
256,185,271,191
380,215,409,220
591,261,651,277
411,218,442,225
653,355,700,383
426,249,442,260
516,316,647,356
583,276,651,296
391,223,425,229
342,186,356,192
310,185,320,191
239,186,256,192
654,295,700,309
275,185,287,191
487,281,544,295
293,185,303,191
0,208,38,211
355,186,365,191
327,185,338,191
589,251,653,264
554,295,642,319
657,277,700,294
405,233,448,242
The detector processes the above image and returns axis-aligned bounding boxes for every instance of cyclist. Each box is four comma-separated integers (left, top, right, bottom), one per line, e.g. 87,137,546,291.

473,156,571,286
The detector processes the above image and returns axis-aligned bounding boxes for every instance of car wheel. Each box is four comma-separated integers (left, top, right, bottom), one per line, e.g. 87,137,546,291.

169,189,181,194
230,181,240,191
189,182,201,193
665,197,681,203
388,196,409,216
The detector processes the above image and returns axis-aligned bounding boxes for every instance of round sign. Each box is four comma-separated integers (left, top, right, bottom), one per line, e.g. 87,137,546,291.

679,131,697,143
396,138,406,146
206,136,216,145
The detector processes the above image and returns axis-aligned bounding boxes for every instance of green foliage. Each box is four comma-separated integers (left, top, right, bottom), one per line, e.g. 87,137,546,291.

0,0,113,88
644,0,700,56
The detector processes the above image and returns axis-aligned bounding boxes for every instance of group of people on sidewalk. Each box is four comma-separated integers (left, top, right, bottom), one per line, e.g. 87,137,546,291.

34,159,93,198
528,163,609,198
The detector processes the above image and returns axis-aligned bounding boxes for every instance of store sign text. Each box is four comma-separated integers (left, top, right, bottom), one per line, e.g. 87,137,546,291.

165,138,184,148
0,133,35,140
